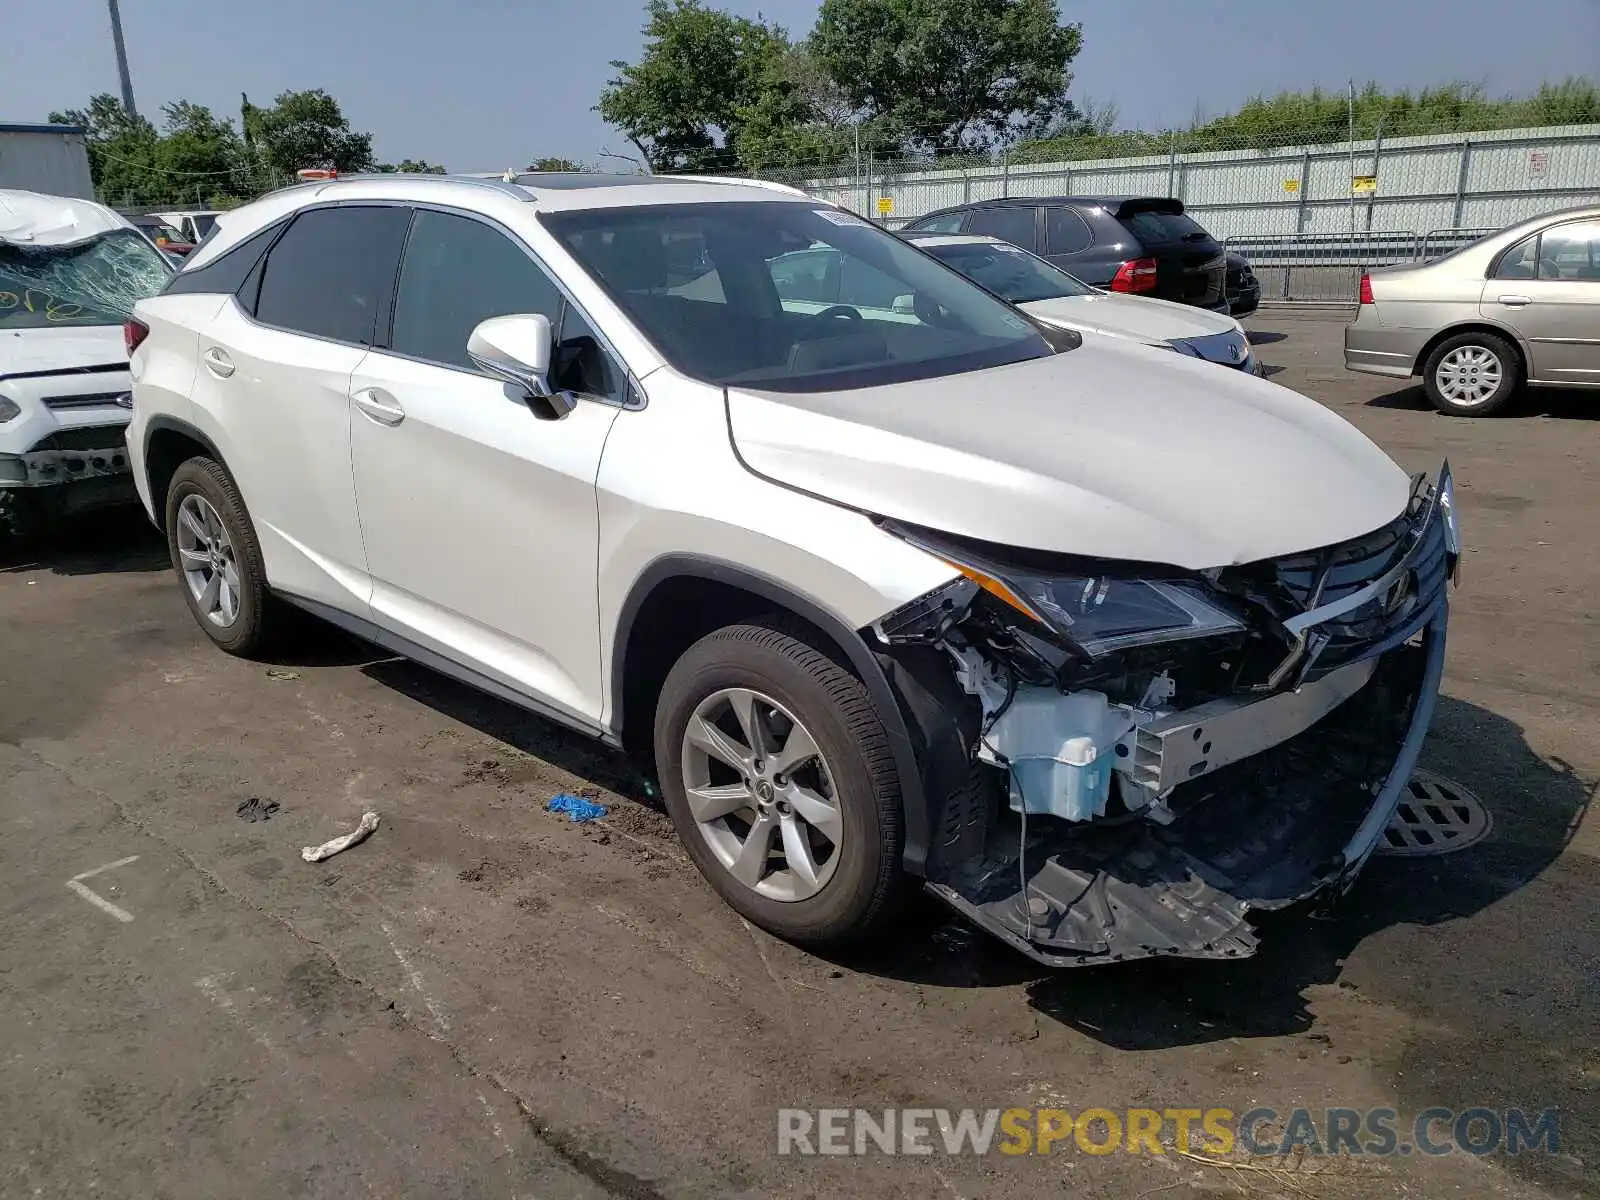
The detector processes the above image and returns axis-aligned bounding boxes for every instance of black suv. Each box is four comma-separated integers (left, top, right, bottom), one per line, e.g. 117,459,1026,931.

903,196,1228,312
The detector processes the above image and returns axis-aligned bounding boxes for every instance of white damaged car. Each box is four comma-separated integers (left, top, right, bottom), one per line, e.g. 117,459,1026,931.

127,173,1456,965
1,189,172,536
904,231,1260,373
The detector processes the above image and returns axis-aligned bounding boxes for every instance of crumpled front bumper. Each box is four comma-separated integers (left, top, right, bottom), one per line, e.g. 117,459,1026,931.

916,467,1456,967
926,605,1445,966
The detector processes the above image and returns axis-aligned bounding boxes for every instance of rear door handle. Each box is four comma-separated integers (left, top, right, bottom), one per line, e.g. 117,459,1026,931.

353,387,405,427
1497,294,1533,306
202,346,235,378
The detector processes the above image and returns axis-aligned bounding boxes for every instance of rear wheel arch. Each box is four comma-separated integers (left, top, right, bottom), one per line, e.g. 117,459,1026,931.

609,556,933,874
1411,321,1529,377
143,417,227,533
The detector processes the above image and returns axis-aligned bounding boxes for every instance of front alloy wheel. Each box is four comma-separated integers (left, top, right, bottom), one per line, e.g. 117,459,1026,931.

681,686,843,902
653,621,905,946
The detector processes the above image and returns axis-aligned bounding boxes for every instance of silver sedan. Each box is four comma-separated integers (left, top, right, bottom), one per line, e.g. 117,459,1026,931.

1344,204,1600,415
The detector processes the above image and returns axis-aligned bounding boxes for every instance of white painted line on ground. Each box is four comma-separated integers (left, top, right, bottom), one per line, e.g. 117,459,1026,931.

477,1092,512,1156
381,922,450,1031
195,973,278,1052
66,855,140,922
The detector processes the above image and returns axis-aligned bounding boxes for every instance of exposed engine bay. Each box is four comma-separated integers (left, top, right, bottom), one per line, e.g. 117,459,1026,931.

871,464,1459,965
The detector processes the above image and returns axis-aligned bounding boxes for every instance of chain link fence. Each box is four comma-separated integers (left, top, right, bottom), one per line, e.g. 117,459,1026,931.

729,118,1600,303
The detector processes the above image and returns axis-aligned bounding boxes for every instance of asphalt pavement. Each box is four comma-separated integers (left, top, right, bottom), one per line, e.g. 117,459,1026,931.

1,310,1595,1199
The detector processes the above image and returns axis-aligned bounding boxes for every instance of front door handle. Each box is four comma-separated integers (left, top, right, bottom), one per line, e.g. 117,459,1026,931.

353,387,405,427
1497,294,1533,306
202,346,235,378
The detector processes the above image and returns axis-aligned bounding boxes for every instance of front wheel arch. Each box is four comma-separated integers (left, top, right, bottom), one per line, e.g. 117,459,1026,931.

609,557,933,875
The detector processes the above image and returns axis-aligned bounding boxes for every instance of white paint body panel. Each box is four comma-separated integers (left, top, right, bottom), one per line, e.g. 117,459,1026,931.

348,349,620,723
729,334,1410,570
1020,291,1240,344
130,173,1416,744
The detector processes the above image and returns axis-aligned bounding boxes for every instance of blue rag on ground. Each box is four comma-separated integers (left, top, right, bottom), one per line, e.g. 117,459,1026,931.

548,793,608,823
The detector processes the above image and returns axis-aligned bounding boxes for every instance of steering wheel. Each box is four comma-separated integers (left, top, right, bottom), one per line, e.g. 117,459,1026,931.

809,304,862,321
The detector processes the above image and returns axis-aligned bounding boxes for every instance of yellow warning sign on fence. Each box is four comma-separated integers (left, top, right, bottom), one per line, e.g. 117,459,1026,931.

876,196,895,215
1282,179,1300,194
1352,175,1378,195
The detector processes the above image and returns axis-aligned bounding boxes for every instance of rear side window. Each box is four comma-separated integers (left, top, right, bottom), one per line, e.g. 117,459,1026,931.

1045,207,1093,254
1494,234,1538,280
1119,208,1213,246
255,206,411,345
909,211,965,234
966,206,1038,250
164,220,285,298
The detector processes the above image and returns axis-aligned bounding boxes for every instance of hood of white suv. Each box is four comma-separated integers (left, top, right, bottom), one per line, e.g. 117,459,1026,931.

727,336,1410,570
1,325,128,375
1019,291,1239,345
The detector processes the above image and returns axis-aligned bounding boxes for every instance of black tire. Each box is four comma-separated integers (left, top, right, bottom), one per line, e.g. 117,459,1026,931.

653,620,904,946
163,457,275,656
1422,331,1522,416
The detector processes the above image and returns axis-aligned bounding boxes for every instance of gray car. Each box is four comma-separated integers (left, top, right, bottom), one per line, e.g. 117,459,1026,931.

1345,204,1600,415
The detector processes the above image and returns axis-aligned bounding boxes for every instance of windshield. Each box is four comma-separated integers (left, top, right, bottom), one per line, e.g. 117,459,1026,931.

541,201,1051,392
0,228,172,329
922,240,1096,303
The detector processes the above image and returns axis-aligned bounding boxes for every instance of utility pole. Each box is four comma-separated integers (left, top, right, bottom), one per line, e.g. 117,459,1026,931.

107,0,138,118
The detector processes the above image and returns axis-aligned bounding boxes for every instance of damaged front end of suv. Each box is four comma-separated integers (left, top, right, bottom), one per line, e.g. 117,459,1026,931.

871,466,1459,966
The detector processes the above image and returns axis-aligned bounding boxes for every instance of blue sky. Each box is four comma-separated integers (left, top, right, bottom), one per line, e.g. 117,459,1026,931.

6,0,1598,171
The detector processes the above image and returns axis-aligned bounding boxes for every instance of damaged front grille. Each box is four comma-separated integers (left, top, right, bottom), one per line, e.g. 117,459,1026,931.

1226,479,1450,686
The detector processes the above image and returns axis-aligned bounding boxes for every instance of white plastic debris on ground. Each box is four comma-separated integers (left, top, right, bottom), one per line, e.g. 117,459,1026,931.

301,812,381,862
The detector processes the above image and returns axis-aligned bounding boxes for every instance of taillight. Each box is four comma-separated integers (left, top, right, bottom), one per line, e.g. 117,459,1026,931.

1359,271,1374,305
1110,256,1159,294
124,318,150,355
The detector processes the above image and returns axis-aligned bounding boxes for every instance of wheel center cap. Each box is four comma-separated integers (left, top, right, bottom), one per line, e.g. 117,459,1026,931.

755,780,775,804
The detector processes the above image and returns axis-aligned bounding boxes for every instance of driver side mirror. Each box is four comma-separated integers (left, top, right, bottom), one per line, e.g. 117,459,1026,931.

466,314,577,418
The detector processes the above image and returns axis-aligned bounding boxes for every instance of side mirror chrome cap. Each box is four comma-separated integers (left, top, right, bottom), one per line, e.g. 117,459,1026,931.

467,313,554,394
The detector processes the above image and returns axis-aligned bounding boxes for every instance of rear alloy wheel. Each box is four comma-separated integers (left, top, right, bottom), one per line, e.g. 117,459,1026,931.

654,622,904,945
164,457,275,655
1423,332,1521,416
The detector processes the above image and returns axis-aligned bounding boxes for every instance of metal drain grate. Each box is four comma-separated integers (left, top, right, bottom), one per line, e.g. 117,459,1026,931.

1377,769,1492,856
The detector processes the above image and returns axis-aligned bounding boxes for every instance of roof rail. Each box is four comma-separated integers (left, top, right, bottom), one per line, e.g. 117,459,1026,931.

259,172,535,203
662,174,812,198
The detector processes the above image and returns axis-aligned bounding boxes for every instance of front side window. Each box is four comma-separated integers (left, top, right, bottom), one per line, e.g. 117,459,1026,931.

543,201,1050,392
965,206,1038,250
924,241,1096,303
255,205,411,344
0,228,171,328
389,209,624,401
390,209,566,370
1537,221,1600,280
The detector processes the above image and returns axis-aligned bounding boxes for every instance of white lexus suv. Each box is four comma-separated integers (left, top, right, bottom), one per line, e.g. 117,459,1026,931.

127,172,1458,966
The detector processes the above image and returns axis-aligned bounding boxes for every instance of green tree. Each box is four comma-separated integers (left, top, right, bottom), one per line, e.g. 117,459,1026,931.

49,94,160,202
597,0,795,172
245,89,376,179
375,159,447,173
810,0,1082,154
526,156,585,171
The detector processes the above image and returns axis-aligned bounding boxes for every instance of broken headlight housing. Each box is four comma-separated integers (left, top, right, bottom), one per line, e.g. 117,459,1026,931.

880,522,1246,660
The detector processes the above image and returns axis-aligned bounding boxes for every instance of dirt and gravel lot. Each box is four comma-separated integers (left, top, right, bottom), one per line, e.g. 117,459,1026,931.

1,310,1595,1200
